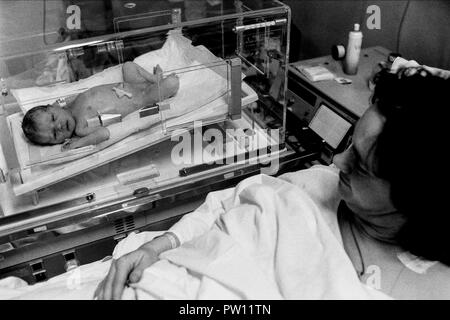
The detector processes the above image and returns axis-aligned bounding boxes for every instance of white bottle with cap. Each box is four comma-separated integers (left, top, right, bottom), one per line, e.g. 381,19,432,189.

344,23,363,75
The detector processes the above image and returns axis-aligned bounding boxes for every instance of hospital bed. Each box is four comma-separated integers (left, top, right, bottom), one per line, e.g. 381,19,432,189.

0,0,323,285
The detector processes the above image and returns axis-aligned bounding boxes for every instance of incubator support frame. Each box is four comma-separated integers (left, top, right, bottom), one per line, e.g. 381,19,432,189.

0,79,12,184
228,57,242,120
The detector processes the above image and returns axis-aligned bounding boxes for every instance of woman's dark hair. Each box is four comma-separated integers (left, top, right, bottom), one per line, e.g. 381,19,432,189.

371,67,450,265
21,105,50,144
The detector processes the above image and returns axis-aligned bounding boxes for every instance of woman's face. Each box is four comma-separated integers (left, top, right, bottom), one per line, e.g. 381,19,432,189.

333,105,396,216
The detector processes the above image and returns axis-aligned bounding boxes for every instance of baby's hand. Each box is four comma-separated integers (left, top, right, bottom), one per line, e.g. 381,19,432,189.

112,86,133,99
153,64,163,76
61,139,73,151
61,138,80,151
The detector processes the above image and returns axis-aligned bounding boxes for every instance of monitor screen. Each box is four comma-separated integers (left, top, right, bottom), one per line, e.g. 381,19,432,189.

309,104,352,149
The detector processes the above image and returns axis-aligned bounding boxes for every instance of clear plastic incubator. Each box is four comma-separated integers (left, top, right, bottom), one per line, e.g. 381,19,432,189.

0,0,320,282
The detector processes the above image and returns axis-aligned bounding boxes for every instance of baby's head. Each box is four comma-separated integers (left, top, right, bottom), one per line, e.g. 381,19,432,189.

22,104,76,145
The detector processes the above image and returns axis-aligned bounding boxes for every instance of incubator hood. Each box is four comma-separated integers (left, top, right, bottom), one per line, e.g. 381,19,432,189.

0,1,322,284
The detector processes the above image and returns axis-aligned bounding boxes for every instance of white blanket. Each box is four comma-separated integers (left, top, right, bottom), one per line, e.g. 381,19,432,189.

0,165,390,299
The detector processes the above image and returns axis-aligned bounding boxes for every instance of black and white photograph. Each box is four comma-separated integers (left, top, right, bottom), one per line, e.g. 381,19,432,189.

0,0,449,306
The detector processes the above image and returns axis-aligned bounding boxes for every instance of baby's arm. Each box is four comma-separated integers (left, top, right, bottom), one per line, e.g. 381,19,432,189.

62,127,110,150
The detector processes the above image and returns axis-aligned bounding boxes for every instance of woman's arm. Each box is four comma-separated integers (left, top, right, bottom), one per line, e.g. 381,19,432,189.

422,65,450,79
95,231,179,300
391,57,450,79
96,187,235,300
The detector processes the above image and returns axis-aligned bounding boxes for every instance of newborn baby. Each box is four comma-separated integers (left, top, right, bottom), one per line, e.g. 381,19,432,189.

21,62,179,150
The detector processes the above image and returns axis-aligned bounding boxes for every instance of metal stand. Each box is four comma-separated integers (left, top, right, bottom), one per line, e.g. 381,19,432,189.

228,58,242,120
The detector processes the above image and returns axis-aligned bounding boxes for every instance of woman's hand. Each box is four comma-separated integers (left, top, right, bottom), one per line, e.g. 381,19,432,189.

95,244,160,300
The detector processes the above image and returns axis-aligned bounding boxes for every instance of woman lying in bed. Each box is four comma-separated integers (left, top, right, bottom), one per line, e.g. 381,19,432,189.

21,62,179,151
96,61,450,300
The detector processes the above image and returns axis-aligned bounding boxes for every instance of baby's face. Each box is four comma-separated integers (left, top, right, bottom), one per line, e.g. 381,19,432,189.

34,105,76,145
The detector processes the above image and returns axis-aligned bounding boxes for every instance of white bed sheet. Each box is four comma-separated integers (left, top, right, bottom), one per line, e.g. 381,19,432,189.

0,166,391,300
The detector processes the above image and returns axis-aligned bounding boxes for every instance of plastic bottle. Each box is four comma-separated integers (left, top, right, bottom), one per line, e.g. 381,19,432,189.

344,23,363,75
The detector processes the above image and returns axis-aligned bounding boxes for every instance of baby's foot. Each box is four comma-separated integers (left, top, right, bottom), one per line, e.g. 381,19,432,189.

158,73,179,99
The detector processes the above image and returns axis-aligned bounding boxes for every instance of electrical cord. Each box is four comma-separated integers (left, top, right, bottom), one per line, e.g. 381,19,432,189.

359,0,367,27
349,219,366,278
43,0,49,45
396,0,411,53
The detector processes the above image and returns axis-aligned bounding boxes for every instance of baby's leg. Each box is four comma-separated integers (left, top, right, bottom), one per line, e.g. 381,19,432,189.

122,61,160,84
142,74,180,105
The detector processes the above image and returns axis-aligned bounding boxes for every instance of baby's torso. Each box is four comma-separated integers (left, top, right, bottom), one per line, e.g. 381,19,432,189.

69,82,149,120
